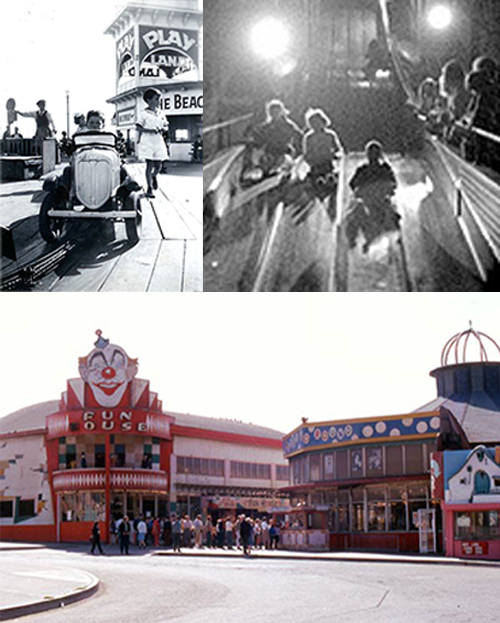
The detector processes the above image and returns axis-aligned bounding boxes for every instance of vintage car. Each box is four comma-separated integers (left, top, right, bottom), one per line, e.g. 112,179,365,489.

39,131,142,244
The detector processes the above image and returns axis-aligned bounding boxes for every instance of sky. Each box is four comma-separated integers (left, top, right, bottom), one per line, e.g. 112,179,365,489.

0,0,203,137
1,293,499,434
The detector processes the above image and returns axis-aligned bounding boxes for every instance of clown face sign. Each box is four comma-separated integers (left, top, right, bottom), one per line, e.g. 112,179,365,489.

79,332,138,407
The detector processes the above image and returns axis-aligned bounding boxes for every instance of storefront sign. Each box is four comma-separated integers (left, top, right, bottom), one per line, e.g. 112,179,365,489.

461,541,489,556
157,90,203,116
139,26,199,80
117,28,135,86
47,409,171,439
117,109,136,126
206,496,289,512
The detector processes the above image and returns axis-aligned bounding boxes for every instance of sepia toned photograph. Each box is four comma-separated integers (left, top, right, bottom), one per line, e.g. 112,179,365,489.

204,0,500,292
0,0,202,292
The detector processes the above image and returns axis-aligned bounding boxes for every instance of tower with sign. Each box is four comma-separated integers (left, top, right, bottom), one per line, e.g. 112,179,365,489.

105,0,202,161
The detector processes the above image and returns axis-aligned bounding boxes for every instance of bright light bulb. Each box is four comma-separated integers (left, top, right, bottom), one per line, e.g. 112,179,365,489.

251,18,290,60
427,5,452,30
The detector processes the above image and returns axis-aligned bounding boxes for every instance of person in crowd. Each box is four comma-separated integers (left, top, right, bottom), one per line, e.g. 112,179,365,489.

74,113,87,135
345,140,399,253
224,516,235,549
261,517,270,549
216,518,225,548
439,59,469,142
11,126,23,139
136,87,169,198
193,514,204,548
2,126,11,139
80,451,87,468
118,515,131,555
152,517,161,547
109,517,117,545
417,77,444,135
89,521,104,555
239,515,252,556
252,99,303,175
363,39,389,82
253,518,262,548
84,110,106,132
182,515,193,547
302,107,342,181
133,515,140,545
137,516,148,548
162,516,172,546
205,515,214,548
16,99,56,142
171,514,182,552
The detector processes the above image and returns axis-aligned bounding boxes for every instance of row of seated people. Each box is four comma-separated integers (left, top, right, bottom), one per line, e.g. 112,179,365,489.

417,55,500,171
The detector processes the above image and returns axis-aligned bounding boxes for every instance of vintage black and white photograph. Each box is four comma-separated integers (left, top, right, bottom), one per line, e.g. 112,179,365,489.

204,0,500,292
0,0,202,292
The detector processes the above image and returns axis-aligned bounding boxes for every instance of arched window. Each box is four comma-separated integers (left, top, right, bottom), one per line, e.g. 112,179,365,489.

474,471,490,495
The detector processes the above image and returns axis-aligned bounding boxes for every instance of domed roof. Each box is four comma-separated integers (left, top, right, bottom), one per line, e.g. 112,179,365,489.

440,323,500,367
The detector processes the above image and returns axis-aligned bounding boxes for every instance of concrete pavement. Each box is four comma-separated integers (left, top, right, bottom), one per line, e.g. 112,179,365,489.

0,543,99,620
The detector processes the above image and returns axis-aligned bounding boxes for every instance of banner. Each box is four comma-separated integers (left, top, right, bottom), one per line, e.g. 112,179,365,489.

117,28,135,86
139,26,199,80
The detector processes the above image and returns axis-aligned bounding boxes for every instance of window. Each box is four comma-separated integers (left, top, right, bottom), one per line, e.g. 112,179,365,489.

337,490,350,532
454,511,500,540
230,461,271,480
366,447,383,477
176,456,224,476
367,487,386,531
276,465,289,481
351,488,364,532
95,444,105,468
324,453,334,479
18,499,36,519
61,492,105,522
351,448,363,476
0,500,13,518
386,445,403,476
337,450,349,479
406,444,424,474
310,454,322,481
389,501,407,531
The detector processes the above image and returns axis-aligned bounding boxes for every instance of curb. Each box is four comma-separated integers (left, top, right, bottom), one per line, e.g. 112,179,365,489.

0,571,99,621
153,550,500,569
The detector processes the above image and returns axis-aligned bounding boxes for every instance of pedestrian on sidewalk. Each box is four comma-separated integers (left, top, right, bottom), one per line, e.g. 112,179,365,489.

89,521,104,554
135,88,169,198
193,514,204,548
225,516,235,549
261,517,270,549
239,515,252,556
205,515,214,548
152,517,161,547
171,514,182,552
137,517,148,548
119,515,131,555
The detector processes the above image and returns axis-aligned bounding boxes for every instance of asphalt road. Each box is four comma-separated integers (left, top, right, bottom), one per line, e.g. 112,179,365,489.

3,546,499,623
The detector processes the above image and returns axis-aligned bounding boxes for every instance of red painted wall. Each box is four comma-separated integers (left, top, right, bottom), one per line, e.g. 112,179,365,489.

329,532,421,553
0,524,56,542
60,521,105,542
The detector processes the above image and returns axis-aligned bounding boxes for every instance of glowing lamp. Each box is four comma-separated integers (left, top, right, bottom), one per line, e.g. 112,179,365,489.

427,5,452,30
251,18,290,60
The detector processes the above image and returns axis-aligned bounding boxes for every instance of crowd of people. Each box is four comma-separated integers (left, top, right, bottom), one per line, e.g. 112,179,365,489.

417,55,500,170
103,513,283,557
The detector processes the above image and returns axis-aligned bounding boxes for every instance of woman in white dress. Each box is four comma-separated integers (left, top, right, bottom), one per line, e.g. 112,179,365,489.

136,88,169,198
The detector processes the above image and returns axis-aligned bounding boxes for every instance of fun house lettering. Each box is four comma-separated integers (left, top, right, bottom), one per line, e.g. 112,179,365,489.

82,410,148,432
142,29,196,52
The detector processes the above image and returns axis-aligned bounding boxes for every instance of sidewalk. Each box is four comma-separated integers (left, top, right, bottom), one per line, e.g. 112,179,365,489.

154,545,500,568
0,546,98,620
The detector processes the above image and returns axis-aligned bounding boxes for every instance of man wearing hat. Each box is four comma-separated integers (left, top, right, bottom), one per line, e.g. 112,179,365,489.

16,99,56,141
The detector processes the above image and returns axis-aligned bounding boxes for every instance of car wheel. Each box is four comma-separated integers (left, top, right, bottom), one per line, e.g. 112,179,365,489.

125,191,142,244
39,193,66,243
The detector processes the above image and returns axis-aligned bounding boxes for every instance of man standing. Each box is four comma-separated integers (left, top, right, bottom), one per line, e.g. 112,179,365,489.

239,515,252,556
119,515,131,555
171,514,182,553
16,100,56,141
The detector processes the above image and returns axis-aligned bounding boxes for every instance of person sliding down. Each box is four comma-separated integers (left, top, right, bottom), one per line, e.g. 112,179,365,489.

345,141,400,253
303,107,342,184
251,99,302,176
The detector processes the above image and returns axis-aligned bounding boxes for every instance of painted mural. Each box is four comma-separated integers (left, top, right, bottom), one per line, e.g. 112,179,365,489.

0,435,54,526
283,414,440,456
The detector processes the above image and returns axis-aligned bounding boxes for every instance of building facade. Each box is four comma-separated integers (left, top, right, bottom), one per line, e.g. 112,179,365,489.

105,0,203,161
0,332,288,543
281,326,500,559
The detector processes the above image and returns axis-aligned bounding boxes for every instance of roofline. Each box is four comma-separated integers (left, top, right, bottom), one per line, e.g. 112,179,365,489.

279,473,429,492
284,411,440,438
430,360,500,377
104,4,202,35
171,424,283,448
0,428,47,440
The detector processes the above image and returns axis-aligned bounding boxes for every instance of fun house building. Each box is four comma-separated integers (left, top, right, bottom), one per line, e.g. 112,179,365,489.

105,0,203,161
0,332,288,543
280,327,500,560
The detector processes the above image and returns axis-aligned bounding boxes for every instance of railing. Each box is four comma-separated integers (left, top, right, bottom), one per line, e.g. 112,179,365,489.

204,113,254,162
0,138,42,156
52,468,168,493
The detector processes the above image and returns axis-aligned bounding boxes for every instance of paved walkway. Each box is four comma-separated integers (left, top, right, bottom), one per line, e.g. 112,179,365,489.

0,544,98,620
1,541,498,619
